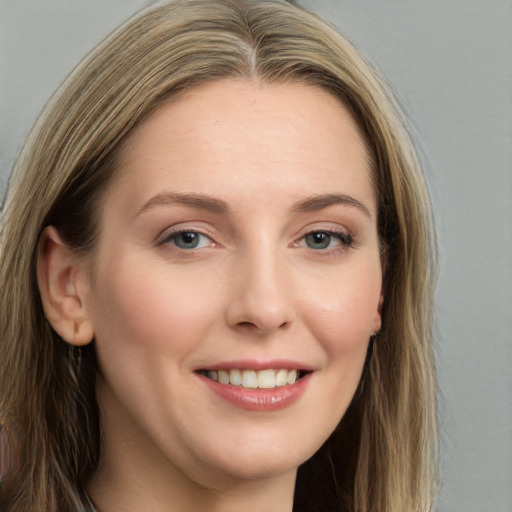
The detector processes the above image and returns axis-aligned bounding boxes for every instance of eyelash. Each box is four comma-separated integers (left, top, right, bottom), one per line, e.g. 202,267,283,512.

295,229,353,252
157,228,354,253
157,229,214,250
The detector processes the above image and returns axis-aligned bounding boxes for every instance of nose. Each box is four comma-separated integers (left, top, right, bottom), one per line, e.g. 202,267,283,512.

225,249,296,335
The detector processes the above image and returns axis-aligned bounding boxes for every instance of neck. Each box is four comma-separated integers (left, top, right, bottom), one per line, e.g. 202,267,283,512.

87,471,295,512
86,459,296,512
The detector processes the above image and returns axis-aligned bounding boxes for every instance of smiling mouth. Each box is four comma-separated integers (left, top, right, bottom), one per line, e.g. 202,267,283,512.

196,369,309,389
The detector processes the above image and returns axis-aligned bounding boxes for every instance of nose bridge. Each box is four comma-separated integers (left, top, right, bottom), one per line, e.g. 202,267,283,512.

226,238,295,334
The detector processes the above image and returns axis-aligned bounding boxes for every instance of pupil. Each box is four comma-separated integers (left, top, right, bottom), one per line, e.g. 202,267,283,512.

307,232,330,249
178,232,199,248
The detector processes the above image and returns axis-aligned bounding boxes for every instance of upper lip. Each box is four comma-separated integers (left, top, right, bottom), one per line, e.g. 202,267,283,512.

195,359,315,372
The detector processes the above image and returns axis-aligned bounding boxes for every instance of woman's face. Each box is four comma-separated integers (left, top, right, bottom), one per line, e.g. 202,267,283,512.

83,80,382,488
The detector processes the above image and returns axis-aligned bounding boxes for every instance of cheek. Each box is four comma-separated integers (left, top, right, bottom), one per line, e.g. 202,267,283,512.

291,263,381,444
301,262,382,355
88,257,228,378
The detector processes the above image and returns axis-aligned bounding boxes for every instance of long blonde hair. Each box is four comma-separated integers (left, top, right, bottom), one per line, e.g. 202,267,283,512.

0,1,437,510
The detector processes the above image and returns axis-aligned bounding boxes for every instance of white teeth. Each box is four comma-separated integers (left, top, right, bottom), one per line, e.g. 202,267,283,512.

241,370,258,389
229,369,242,386
203,368,302,389
275,369,288,387
218,370,230,384
257,369,276,389
286,370,297,385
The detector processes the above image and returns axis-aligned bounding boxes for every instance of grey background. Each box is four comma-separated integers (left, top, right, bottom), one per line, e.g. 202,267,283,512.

1,1,511,510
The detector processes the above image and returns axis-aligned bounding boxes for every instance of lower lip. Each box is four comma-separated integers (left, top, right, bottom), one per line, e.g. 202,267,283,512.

197,373,311,412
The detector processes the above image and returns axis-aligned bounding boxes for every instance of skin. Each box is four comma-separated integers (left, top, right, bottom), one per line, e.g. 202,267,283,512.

39,80,382,512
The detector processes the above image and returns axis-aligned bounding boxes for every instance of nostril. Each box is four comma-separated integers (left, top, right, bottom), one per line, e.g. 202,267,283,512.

234,321,262,333
235,319,291,334
225,284,296,334
238,321,256,329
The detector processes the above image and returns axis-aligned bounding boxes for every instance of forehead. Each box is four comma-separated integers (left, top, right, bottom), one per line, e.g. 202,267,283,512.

109,80,374,214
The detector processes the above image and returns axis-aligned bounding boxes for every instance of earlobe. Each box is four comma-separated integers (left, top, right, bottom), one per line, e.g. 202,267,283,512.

37,226,94,346
372,293,384,336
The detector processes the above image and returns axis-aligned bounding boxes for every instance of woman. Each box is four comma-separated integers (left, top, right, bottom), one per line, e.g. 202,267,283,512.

0,1,438,511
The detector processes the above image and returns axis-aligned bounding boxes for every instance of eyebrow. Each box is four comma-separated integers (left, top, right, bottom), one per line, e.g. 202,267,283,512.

291,193,372,218
137,192,230,216
136,191,371,218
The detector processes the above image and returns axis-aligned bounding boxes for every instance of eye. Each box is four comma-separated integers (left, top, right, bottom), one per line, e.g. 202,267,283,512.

302,230,353,250
164,230,213,250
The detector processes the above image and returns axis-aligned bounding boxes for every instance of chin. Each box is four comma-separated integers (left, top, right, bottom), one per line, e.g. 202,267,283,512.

189,429,322,484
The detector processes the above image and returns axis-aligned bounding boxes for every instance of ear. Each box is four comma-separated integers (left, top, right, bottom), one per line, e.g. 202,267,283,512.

372,292,384,336
37,226,94,346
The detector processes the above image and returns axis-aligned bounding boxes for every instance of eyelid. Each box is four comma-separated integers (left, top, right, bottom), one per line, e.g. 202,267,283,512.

155,224,218,248
293,222,353,240
155,222,355,251
292,224,355,251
